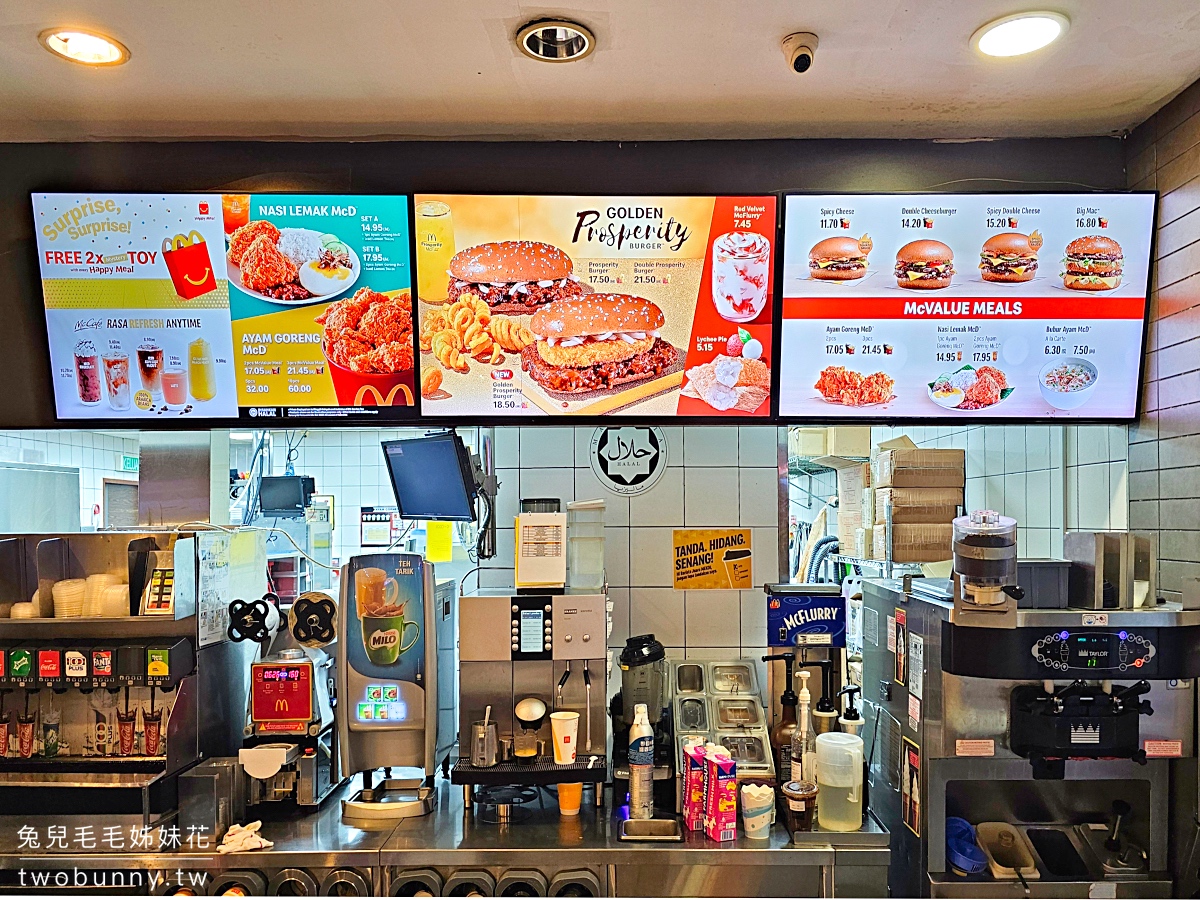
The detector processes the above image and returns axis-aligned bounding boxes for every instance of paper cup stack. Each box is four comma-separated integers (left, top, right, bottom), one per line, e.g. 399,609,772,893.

51,579,86,618
82,574,120,617
10,602,37,619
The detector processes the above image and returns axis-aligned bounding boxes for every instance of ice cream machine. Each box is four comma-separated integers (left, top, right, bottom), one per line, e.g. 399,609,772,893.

336,553,455,824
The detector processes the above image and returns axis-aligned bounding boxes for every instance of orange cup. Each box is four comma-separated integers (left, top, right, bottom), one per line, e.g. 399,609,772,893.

558,782,583,816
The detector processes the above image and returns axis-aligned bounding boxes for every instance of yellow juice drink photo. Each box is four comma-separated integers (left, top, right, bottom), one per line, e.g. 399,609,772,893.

415,201,455,303
188,337,217,402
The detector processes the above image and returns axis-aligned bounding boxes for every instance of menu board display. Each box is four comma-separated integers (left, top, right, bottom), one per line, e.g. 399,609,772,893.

779,193,1155,421
34,194,238,420
32,193,416,422
225,194,414,416
413,195,776,418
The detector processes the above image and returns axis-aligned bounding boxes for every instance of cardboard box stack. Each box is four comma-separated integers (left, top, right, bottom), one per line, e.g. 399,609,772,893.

832,461,871,554
871,441,965,564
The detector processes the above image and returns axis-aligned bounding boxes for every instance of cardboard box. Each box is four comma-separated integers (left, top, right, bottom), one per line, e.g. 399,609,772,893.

874,487,963,525
827,426,871,458
837,510,862,550
822,461,870,514
790,428,827,458
855,526,874,559
876,449,965,488
874,524,953,563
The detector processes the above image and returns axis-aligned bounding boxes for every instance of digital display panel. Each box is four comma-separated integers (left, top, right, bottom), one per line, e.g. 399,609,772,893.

1068,634,1115,668
779,192,1155,421
31,193,417,423
413,195,776,419
520,609,545,654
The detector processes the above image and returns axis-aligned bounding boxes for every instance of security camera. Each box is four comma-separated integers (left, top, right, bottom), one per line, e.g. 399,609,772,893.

782,32,819,74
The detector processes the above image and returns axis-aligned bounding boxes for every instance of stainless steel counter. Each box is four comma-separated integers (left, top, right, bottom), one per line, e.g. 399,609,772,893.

0,778,890,897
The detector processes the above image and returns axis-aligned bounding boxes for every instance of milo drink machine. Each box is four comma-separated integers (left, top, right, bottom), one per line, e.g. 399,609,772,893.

337,552,455,825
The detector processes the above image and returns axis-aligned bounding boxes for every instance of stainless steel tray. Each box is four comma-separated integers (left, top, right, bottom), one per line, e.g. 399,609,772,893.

618,817,684,842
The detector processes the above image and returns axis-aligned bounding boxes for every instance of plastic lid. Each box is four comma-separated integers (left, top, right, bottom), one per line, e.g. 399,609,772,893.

953,509,1017,535
781,780,818,799
814,732,864,768
620,634,666,667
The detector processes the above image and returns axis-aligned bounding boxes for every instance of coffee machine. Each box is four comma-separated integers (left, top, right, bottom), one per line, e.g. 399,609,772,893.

610,634,675,812
863,571,1200,896
337,553,456,825
454,590,608,802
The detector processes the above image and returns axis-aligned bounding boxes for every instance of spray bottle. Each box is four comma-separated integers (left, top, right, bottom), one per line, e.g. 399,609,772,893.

628,702,655,819
790,669,814,783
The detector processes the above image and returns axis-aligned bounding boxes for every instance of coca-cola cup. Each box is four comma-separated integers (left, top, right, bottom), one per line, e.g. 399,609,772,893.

17,714,36,759
143,709,163,756
0,712,11,757
116,708,138,756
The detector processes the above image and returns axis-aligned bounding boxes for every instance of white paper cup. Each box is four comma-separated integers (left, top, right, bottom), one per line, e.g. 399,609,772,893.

550,711,580,765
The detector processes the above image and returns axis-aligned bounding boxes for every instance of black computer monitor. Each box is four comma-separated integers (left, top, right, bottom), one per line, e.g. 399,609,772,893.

382,432,478,522
259,475,311,518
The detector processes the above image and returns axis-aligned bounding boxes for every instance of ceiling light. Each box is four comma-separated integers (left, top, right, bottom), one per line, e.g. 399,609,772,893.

39,28,129,66
516,19,595,63
971,12,1068,57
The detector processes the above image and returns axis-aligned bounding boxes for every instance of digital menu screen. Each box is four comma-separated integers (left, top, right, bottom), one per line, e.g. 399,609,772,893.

778,193,1155,421
31,193,417,423
412,195,776,418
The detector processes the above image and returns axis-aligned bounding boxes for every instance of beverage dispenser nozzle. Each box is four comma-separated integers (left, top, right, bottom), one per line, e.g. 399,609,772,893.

810,659,838,735
1105,800,1132,852
557,661,572,709
1110,681,1153,715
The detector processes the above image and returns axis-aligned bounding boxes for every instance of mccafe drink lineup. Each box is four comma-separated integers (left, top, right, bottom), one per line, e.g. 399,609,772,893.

0,3,1199,897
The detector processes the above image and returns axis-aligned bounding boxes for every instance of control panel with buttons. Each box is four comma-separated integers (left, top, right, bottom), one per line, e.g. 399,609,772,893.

509,596,554,661
1031,630,1155,673
552,594,607,660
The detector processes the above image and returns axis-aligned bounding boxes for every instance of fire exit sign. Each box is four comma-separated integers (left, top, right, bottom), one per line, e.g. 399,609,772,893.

122,455,139,472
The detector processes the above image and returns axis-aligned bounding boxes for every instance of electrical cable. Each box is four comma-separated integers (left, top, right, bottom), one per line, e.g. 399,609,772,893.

475,489,494,560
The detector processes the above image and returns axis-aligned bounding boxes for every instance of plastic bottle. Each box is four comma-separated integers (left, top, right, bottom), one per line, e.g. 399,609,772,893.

628,702,655,819
791,670,815,783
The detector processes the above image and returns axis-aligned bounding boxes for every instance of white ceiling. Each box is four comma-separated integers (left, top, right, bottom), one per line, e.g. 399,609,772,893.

1,1,1199,142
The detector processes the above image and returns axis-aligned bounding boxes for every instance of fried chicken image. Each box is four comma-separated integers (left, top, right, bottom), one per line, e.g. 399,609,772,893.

316,288,414,374
228,220,281,267
240,234,297,292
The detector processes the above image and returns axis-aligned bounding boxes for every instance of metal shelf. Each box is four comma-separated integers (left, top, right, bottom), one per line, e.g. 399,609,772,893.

0,615,194,640
831,554,924,575
787,454,870,477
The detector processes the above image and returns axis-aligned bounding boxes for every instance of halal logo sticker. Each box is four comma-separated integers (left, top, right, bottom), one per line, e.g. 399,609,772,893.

590,426,668,496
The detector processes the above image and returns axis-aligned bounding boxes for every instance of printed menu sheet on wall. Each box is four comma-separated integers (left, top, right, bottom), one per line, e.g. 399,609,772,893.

412,195,776,417
779,193,1155,421
32,193,417,423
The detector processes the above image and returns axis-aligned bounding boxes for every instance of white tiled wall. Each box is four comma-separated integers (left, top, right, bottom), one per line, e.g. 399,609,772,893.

487,426,783,661
263,426,782,664
0,430,139,529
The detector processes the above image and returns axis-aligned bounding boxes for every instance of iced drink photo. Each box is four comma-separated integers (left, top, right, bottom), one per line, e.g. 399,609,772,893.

137,343,164,399
116,708,138,756
415,201,455,303
102,351,131,410
74,340,102,405
162,367,188,409
711,231,771,323
188,337,217,402
222,194,251,235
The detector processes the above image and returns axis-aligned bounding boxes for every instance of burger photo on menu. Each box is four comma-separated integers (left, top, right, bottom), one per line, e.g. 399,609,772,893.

979,231,1042,283
894,240,955,289
446,241,588,314
413,194,776,417
809,235,872,281
521,294,678,394
1062,235,1124,291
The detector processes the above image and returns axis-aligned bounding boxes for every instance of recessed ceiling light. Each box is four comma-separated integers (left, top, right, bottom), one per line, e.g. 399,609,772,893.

39,28,129,66
516,19,595,63
971,12,1069,58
